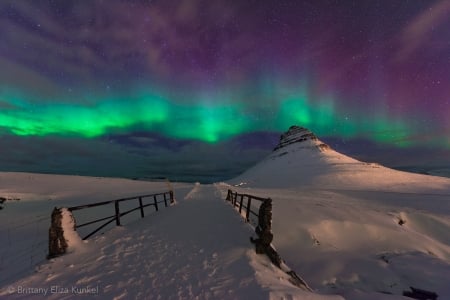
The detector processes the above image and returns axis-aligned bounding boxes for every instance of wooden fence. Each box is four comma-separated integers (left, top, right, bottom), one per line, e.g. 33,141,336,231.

48,191,174,258
225,189,312,291
226,189,278,259
68,191,174,240
225,189,269,224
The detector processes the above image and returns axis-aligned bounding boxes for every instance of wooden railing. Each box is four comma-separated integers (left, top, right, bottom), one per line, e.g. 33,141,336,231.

225,189,269,224
67,191,174,240
48,191,174,258
225,189,312,291
226,189,277,259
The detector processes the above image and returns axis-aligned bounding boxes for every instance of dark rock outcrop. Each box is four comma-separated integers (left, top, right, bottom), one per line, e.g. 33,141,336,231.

403,286,438,300
273,125,330,152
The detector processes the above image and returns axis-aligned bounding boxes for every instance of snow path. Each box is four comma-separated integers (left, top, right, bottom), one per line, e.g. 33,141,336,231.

1,184,274,299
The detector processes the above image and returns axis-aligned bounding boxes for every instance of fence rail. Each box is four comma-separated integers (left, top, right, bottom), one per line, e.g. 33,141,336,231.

226,189,268,223
67,191,174,240
48,190,175,258
225,188,312,291
226,189,275,257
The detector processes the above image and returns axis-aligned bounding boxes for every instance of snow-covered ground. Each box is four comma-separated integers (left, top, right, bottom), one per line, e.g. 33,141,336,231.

225,128,450,299
0,172,338,299
1,127,449,299
0,172,191,286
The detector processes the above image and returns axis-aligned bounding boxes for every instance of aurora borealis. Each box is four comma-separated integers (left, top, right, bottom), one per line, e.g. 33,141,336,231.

1,84,413,144
0,1,449,180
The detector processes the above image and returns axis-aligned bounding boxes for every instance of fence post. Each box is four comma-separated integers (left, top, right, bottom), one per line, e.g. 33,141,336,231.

239,194,244,213
246,197,252,222
226,189,231,201
170,191,174,204
253,198,273,254
115,201,121,226
48,207,68,258
164,193,168,207
154,195,159,211
139,197,144,218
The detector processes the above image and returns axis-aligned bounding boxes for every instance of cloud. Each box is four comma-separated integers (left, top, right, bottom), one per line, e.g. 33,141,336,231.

0,0,315,89
0,132,275,182
0,98,19,110
396,0,450,61
323,136,450,172
0,57,66,101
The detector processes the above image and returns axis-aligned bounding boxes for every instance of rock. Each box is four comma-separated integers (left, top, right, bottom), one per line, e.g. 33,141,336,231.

273,125,330,152
403,286,438,300
48,207,68,258
0,197,5,210
251,198,274,253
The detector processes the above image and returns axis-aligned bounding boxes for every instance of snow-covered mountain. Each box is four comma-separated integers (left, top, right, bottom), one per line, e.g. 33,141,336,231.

227,125,450,298
232,125,450,193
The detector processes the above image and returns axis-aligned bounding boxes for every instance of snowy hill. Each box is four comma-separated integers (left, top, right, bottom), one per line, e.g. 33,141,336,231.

225,125,450,299
231,125,450,193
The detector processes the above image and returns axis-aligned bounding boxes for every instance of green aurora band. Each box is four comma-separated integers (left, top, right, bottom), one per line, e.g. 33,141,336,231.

0,86,421,146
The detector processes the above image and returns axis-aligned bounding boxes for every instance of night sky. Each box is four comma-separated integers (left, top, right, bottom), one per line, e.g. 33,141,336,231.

0,0,449,182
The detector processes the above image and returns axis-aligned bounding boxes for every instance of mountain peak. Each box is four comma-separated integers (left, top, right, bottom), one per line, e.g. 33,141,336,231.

273,125,330,152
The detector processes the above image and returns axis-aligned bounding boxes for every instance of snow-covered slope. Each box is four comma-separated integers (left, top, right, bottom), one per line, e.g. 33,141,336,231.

225,125,450,299
0,173,191,289
231,125,450,193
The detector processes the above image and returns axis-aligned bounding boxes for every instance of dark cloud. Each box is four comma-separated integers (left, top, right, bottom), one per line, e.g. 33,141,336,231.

0,132,276,182
1,132,448,182
323,136,450,177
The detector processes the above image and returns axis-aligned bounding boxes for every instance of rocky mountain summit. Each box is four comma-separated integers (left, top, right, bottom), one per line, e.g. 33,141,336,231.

273,125,330,152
